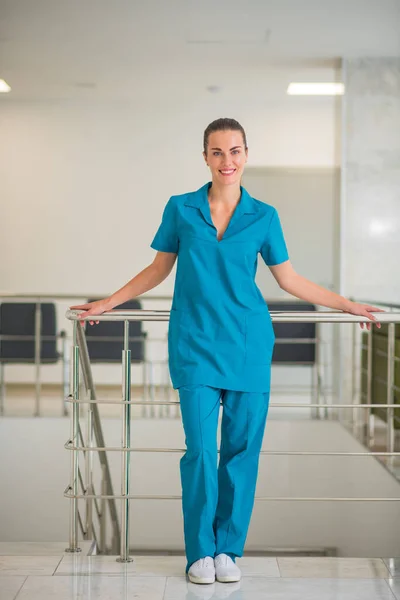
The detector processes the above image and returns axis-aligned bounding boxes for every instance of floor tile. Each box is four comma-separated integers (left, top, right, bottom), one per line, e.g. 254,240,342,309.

386,578,400,599
0,577,26,600
55,555,140,576
383,558,400,577
165,576,395,600
127,556,186,576
0,542,93,556
277,557,391,578
0,556,63,576
15,575,166,600
54,555,281,579
234,557,280,577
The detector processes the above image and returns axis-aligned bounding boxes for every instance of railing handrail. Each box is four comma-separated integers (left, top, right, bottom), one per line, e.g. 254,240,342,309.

66,309,400,324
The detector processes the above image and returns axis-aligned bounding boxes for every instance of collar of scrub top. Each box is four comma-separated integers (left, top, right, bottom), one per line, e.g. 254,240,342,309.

183,181,259,241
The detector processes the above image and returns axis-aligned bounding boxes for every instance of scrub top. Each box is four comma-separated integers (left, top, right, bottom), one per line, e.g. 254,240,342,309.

150,181,289,393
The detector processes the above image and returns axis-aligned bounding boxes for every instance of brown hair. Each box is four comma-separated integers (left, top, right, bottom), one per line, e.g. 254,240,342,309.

203,118,248,154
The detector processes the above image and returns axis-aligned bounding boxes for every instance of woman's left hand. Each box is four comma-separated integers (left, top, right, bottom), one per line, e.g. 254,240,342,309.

344,302,385,330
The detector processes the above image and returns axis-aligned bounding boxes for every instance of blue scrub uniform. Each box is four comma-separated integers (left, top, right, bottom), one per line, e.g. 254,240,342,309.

151,182,289,573
150,181,289,393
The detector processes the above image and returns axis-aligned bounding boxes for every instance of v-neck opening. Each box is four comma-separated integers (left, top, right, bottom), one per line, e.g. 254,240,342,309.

207,183,243,244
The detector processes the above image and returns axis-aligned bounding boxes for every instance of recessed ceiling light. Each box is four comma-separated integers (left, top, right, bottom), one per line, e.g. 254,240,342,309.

287,82,344,95
0,79,11,93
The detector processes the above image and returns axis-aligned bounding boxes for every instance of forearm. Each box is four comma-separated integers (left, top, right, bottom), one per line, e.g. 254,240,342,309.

104,264,169,310
282,272,352,312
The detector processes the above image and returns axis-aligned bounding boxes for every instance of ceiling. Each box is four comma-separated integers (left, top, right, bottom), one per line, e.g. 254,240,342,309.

0,0,399,100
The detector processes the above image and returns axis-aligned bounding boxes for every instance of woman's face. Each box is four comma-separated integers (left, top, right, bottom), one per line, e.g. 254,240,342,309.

203,129,248,185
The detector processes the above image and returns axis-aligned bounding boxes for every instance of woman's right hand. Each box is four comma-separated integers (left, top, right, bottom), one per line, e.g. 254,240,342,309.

69,299,112,327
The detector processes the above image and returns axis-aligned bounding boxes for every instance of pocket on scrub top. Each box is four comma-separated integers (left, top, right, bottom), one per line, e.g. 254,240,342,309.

168,308,192,364
245,308,275,366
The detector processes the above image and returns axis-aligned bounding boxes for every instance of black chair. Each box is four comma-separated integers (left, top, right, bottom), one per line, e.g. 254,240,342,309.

0,302,67,415
266,301,324,416
268,301,317,364
84,298,146,363
84,299,153,406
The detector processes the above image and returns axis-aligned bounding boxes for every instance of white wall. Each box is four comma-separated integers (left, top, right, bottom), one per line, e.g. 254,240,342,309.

0,68,340,296
0,65,341,385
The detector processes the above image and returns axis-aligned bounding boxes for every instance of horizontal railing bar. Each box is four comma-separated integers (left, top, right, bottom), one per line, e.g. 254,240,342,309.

360,345,400,362
0,334,64,341
63,489,400,502
64,397,397,409
359,372,400,393
62,336,320,344
274,339,317,343
66,309,400,324
64,442,400,456
83,336,146,342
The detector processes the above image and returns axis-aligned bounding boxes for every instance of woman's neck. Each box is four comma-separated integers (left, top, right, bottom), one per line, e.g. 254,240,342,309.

208,180,242,207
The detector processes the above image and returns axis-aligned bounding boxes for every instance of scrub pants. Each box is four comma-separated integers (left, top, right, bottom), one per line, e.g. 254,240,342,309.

178,384,270,574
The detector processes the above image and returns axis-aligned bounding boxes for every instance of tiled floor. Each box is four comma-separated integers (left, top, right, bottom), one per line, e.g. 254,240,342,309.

1,544,400,600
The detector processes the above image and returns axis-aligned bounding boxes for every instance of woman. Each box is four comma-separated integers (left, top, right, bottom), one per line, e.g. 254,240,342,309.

71,117,382,585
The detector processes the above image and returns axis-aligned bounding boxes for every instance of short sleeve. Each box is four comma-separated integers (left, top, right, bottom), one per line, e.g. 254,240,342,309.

150,196,179,254
260,208,289,266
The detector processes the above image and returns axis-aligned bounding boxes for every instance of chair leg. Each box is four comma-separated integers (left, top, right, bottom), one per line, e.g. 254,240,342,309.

142,360,147,418
0,363,5,416
163,359,171,417
62,337,69,417
311,361,318,420
148,360,156,418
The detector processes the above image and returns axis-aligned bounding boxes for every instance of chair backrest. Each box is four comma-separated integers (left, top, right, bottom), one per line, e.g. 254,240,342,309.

267,301,317,364
0,302,59,363
84,299,145,363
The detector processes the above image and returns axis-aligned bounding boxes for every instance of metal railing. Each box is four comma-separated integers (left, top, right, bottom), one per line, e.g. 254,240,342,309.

0,293,173,417
64,308,400,562
349,298,400,460
0,293,328,417
64,319,120,555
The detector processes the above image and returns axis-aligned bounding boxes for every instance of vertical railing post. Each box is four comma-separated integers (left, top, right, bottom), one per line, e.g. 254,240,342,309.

351,322,357,434
117,320,133,563
85,393,94,540
0,362,5,416
100,464,107,553
34,301,42,417
65,320,81,553
364,326,373,446
387,322,395,470
61,331,69,416
315,322,321,419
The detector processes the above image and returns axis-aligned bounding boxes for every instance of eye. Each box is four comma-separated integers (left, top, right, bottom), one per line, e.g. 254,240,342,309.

213,151,221,156
232,150,240,154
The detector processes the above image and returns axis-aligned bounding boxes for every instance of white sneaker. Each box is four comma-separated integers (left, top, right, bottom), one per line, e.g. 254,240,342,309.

214,553,241,582
187,556,216,584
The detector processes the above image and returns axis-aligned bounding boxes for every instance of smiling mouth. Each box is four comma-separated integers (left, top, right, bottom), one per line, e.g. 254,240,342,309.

219,169,236,175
